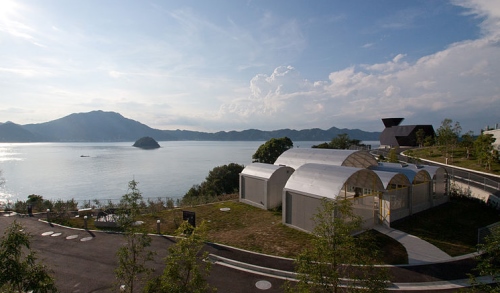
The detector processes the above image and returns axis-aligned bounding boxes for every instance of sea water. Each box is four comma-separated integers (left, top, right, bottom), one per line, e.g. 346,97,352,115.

0,141,379,205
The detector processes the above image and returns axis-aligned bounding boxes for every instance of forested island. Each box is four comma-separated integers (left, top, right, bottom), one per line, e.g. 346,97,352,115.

133,137,161,149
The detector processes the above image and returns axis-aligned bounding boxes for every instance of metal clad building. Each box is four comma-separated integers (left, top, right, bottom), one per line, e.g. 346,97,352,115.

239,163,294,210
239,148,449,233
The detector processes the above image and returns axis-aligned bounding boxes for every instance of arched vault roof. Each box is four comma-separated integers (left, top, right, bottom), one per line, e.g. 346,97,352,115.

408,164,447,179
372,170,411,189
369,162,432,184
274,148,378,170
241,163,284,180
283,163,385,200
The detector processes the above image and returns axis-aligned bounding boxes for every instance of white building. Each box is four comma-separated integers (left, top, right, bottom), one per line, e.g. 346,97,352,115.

484,125,500,151
239,148,449,233
239,163,294,210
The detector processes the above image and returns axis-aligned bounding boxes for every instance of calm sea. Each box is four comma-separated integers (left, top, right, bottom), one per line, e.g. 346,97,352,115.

0,141,379,204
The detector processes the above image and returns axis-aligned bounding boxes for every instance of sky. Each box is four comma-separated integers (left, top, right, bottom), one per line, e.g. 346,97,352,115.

0,0,499,134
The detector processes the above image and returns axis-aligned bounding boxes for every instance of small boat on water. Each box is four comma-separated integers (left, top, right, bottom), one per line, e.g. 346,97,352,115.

80,155,90,157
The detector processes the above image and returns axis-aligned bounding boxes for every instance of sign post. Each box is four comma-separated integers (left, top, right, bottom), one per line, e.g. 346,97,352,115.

182,211,196,227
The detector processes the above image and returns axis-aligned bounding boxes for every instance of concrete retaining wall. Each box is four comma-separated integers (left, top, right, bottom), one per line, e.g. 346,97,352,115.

451,180,497,204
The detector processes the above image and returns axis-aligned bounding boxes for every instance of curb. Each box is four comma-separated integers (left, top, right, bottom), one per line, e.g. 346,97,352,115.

208,253,495,291
208,254,297,280
7,213,496,291
400,150,500,179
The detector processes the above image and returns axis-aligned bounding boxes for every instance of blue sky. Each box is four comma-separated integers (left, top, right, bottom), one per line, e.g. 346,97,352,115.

1,0,499,133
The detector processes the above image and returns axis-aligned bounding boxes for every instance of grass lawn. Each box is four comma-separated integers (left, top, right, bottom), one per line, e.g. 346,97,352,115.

49,195,500,263
391,196,500,256
59,200,408,264
407,146,500,175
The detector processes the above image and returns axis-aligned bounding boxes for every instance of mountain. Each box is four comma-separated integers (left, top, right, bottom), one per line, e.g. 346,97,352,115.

0,121,43,142
0,110,381,142
23,111,173,142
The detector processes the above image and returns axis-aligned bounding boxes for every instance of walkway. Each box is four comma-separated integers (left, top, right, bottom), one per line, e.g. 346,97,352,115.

374,225,452,264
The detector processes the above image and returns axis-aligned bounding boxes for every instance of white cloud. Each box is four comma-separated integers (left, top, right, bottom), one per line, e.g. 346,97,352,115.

1,0,499,134
362,54,409,73
220,66,316,118
0,0,43,47
218,1,500,132
452,0,500,37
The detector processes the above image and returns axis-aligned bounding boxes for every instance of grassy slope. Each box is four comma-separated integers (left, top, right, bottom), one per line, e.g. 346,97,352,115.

399,146,500,255
408,146,500,175
135,196,500,259
60,196,500,262
391,196,500,256
64,200,407,264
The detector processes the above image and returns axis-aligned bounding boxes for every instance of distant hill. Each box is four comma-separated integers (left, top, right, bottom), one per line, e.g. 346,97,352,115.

0,122,43,142
23,111,172,142
0,110,381,142
133,136,161,149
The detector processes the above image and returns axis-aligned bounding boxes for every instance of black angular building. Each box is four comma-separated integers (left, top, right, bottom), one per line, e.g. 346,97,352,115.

379,118,435,148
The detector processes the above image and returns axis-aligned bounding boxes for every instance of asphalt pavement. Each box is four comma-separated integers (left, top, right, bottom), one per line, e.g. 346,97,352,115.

0,212,488,292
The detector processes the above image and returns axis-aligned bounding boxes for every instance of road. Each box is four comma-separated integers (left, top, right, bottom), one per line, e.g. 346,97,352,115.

0,213,483,292
372,148,500,197
0,215,286,293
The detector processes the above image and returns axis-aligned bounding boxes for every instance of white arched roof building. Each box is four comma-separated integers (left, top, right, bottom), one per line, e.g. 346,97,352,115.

370,169,412,225
274,148,378,169
370,162,448,215
239,148,450,233
239,163,294,210
370,162,431,183
372,170,411,189
283,164,385,200
282,164,385,232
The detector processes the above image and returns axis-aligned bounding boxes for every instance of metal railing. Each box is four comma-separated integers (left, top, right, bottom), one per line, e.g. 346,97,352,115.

447,168,500,196
478,221,500,244
371,149,500,197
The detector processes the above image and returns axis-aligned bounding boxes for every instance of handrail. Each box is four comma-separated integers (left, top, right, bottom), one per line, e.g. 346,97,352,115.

371,149,500,196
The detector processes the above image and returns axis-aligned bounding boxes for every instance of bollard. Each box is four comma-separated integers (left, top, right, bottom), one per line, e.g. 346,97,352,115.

157,219,161,234
84,216,88,230
47,209,50,222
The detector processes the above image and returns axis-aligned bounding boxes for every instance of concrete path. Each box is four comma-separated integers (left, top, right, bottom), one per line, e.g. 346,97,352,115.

374,225,452,264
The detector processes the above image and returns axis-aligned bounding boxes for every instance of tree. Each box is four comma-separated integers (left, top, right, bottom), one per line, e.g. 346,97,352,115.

423,135,435,147
252,137,293,164
436,119,462,163
144,221,214,293
0,221,58,292
474,133,497,171
416,128,426,148
288,199,388,293
388,147,399,163
117,180,144,228
182,163,244,203
115,180,154,293
203,163,244,196
115,232,154,293
312,133,365,150
436,118,461,147
27,194,44,212
470,226,500,292
460,131,475,159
